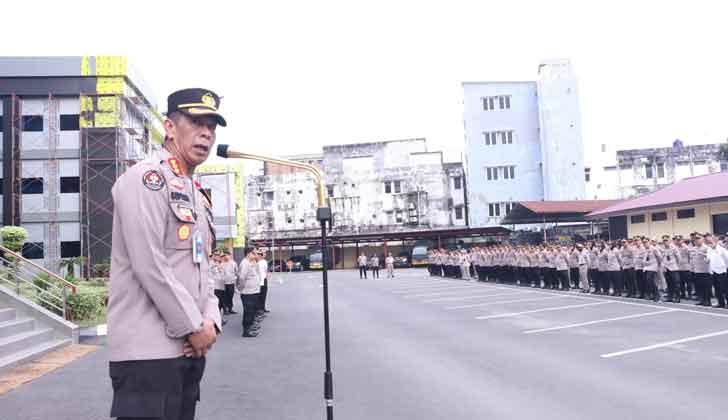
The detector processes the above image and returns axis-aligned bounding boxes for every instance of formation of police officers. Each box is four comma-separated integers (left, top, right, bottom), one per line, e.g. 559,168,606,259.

209,247,271,337
427,233,728,306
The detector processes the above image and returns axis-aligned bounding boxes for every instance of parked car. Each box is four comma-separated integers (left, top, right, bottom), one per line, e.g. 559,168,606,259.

393,251,410,268
266,259,288,272
287,255,308,271
411,246,429,267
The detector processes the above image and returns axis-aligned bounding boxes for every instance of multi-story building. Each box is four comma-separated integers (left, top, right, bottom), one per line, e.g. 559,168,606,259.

585,139,728,200
0,56,161,273
463,59,586,228
246,139,468,264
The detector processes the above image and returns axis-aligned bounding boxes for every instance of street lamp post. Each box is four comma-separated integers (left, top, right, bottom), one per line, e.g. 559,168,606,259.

217,145,335,420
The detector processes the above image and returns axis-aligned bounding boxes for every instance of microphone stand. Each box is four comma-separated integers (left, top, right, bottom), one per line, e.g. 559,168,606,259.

216,145,335,420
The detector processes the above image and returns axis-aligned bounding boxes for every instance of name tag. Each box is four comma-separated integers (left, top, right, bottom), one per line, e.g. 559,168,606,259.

192,231,204,264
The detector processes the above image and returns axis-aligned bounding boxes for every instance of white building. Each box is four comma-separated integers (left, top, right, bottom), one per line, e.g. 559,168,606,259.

463,59,586,228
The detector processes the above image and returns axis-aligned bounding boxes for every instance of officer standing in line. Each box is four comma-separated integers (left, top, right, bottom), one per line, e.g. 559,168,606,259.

660,235,681,303
692,234,713,306
254,248,270,332
221,250,238,314
107,88,225,420
237,248,262,337
358,253,368,279
210,252,227,326
370,254,380,279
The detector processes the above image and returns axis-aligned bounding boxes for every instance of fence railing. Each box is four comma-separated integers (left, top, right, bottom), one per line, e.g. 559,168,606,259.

0,245,77,319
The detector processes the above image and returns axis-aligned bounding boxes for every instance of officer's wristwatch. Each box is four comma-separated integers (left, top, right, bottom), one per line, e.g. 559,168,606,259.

191,321,204,334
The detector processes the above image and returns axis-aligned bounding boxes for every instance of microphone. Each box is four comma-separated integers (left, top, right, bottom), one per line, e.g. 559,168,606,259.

217,144,230,158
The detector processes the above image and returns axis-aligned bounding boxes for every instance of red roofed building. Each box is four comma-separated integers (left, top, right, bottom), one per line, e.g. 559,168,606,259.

586,172,728,239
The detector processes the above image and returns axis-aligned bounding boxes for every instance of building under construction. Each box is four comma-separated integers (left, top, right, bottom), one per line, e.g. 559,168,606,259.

0,56,162,275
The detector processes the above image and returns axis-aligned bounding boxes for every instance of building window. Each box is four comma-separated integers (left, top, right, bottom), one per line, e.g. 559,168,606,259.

395,210,403,223
454,206,463,220
657,162,665,178
504,202,514,215
0,178,3,195
486,167,500,181
394,180,401,194
630,214,645,224
384,181,392,194
645,164,653,179
22,115,43,132
60,114,80,131
263,191,274,203
21,178,43,194
287,218,292,224
506,130,513,144
22,242,44,259
60,241,81,258
501,166,515,180
60,176,80,193
453,176,462,190
505,96,510,109
676,208,695,219
327,186,334,197
651,212,667,222
584,167,591,182
489,203,501,217
482,96,495,111
0,116,3,132
483,132,492,145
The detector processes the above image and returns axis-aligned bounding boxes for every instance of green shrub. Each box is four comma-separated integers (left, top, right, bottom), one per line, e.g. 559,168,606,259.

65,292,104,321
93,260,111,278
0,226,28,252
32,272,60,312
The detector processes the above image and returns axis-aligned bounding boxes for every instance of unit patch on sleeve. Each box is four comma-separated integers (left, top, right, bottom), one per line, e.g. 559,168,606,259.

142,170,165,191
168,157,183,177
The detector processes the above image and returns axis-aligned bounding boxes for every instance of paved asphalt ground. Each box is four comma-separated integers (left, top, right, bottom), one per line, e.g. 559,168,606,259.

1,268,728,420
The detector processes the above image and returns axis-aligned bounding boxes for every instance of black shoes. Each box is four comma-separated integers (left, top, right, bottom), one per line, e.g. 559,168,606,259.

228,310,238,314
242,330,258,337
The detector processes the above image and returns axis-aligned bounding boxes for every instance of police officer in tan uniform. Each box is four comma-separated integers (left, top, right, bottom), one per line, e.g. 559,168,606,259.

108,88,226,420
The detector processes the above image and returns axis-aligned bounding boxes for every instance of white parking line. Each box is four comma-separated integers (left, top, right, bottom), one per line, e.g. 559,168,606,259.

446,295,569,310
476,301,613,320
601,329,728,358
470,282,728,320
421,291,526,303
390,282,469,292
523,309,678,334
403,287,483,298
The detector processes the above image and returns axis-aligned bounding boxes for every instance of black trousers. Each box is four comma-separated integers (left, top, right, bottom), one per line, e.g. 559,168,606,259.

665,269,681,301
609,271,623,295
644,271,658,300
557,270,570,289
694,273,712,304
214,289,225,312
636,270,646,297
241,293,259,330
359,266,368,279
371,267,380,278
110,356,205,420
224,284,235,311
570,268,579,288
258,279,268,312
624,268,636,296
713,272,727,307
678,271,692,297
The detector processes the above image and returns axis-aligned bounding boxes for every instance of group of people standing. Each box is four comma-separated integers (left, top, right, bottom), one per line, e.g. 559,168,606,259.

210,247,271,337
428,232,728,306
358,253,396,279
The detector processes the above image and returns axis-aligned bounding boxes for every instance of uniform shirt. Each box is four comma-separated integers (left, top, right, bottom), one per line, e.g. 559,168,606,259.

677,245,692,271
221,260,238,285
620,246,634,269
597,249,609,271
237,258,261,295
707,245,728,274
578,249,589,266
554,250,569,271
107,149,221,362
258,259,268,286
568,251,579,269
385,256,395,266
692,244,711,274
660,244,679,271
606,249,621,271
643,247,662,272
210,261,225,291
358,255,367,267
370,256,379,267
633,247,645,270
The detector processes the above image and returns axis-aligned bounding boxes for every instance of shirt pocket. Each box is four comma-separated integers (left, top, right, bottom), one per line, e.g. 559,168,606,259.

166,202,197,250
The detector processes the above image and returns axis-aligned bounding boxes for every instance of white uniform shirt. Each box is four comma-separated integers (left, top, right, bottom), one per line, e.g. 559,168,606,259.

257,259,268,286
707,244,728,274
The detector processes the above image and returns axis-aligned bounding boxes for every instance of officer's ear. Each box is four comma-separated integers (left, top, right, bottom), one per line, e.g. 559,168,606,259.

164,112,184,143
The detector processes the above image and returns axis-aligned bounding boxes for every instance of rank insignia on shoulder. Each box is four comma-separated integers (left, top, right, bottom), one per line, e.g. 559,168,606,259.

177,204,195,221
177,224,191,241
168,158,183,177
170,191,190,202
168,178,185,191
142,170,165,191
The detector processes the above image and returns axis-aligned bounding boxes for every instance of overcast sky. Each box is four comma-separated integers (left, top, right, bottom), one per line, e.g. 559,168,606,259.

3,1,726,165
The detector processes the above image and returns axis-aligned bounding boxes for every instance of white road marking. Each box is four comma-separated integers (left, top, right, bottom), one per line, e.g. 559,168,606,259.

523,309,678,334
421,291,527,303
402,286,484,298
601,329,728,358
446,295,569,310
470,282,728,320
476,301,613,320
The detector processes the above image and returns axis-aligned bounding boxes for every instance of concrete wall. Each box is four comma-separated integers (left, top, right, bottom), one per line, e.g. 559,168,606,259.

625,201,728,238
537,60,586,201
463,81,543,227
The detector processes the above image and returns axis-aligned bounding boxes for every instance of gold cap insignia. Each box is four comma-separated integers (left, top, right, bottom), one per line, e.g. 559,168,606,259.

201,93,216,109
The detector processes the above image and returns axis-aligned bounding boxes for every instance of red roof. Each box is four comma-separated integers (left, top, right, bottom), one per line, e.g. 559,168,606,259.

519,200,623,214
587,171,728,219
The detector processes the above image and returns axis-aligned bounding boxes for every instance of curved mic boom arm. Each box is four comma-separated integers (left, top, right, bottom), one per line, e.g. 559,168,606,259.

217,144,328,209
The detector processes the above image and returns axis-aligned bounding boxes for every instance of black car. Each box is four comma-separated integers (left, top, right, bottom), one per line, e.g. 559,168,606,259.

287,256,308,271
393,251,410,268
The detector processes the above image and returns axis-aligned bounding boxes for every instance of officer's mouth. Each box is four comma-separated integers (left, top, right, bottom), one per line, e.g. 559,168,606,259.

192,144,210,153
